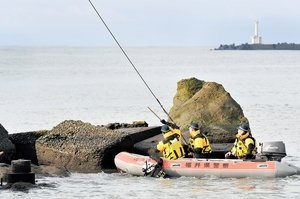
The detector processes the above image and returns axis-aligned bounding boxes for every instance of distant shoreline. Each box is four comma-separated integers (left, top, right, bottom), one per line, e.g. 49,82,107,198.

215,43,300,50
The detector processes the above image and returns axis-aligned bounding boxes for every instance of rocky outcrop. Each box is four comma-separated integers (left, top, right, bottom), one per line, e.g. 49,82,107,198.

9,131,48,165
35,120,160,173
0,124,16,163
35,120,132,172
169,77,248,143
103,121,148,130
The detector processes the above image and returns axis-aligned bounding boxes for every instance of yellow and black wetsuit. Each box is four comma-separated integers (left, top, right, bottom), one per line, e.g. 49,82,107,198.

188,130,212,158
157,132,185,160
231,132,257,159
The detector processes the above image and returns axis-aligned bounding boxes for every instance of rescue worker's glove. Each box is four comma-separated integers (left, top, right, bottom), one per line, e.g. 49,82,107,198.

160,119,179,129
160,119,167,124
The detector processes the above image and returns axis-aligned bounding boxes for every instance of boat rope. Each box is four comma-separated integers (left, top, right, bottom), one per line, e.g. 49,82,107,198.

88,0,174,122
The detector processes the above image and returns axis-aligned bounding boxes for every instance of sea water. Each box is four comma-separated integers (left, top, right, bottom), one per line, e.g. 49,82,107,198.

0,47,300,198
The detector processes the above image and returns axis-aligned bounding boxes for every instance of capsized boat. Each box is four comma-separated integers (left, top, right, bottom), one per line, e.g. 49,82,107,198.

114,141,300,178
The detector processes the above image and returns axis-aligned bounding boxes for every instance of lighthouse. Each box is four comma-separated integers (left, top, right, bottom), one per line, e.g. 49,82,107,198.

251,21,262,44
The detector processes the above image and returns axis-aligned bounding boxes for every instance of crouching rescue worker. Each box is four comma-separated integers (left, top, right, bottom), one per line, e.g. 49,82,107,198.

160,119,184,143
225,123,257,159
148,124,185,177
187,122,212,158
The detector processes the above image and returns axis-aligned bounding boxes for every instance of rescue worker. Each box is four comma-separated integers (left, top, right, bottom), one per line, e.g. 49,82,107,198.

156,124,185,160
225,123,257,159
160,119,184,144
187,122,212,158
148,124,185,177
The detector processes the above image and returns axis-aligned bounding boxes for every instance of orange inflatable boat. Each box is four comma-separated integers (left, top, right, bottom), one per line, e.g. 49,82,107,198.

115,141,300,178
114,151,300,178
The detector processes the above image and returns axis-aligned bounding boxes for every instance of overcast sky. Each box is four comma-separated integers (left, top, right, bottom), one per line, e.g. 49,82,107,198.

1,0,300,47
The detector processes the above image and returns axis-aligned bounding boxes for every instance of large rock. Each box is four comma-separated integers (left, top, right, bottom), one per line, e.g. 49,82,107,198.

35,120,160,173
35,120,133,173
169,77,248,143
0,124,16,163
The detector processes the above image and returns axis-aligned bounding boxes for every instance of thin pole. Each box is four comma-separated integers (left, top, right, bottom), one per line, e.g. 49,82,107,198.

88,0,174,122
147,107,162,121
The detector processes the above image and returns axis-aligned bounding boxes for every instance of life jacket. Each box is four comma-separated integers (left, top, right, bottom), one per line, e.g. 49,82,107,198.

188,130,212,154
157,133,185,160
231,133,257,158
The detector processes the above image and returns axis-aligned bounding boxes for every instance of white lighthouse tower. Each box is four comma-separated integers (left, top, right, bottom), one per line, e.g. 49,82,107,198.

251,21,262,44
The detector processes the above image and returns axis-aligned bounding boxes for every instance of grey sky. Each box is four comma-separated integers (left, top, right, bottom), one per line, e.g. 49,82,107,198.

1,0,300,46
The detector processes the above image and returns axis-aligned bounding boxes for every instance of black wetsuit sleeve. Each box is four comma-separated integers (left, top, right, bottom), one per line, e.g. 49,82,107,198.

148,148,163,165
245,143,255,159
